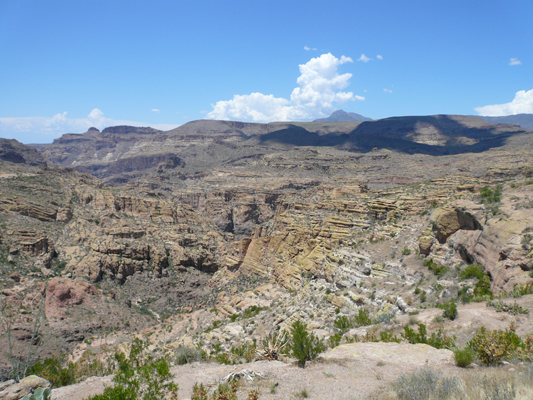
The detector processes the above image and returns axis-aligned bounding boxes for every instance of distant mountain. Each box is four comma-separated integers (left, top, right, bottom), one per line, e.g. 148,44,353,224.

314,110,372,122
0,138,47,165
478,114,533,131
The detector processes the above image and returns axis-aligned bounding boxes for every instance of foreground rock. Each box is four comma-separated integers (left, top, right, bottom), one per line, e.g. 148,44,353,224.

0,375,51,400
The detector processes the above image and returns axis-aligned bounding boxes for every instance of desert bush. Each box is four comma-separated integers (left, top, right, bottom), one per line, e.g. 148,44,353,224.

402,323,455,349
354,308,372,326
460,264,485,280
85,338,178,400
27,357,76,388
480,185,502,204
191,383,208,400
468,324,522,365
440,299,458,320
507,283,533,298
175,346,205,365
454,347,474,368
333,315,352,332
379,329,401,343
457,285,474,304
473,274,493,298
328,333,342,348
423,259,448,277
486,299,529,315
289,319,326,368
230,342,256,363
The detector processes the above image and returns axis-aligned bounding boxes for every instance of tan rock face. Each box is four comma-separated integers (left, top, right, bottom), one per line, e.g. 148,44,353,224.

430,202,482,243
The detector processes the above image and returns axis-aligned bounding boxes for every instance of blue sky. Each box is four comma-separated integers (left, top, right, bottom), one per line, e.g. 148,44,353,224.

1,0,532,143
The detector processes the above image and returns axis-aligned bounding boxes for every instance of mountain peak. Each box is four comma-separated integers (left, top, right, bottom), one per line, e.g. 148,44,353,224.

314,110,372,122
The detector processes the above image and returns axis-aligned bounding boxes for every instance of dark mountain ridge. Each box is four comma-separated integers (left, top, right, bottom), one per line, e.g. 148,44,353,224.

478,113,533,131
38,114,532,184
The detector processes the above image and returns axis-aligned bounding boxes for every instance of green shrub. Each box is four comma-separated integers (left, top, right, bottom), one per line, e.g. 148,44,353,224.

440,300,458,320
480,185,502,204
379,329,401,343
460,264,485,281
473,275,492,298
289,320,326,368
27,358,76,388
402,247,411,256
328,333,342,348
457,285,474,304
85,338,178,400
402,323,455,349
454,347,474,368
333,315,352,332
423,259,448,277
354,309,372,327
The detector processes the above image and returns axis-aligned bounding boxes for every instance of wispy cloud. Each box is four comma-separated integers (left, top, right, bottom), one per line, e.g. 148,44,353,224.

384,88,393,93
358,54,371,62
151,108,160,113
377,55,383,60
207,53,363,122
0,109,179,143
475,88,533,116
304,46,317,51
509,58,522,66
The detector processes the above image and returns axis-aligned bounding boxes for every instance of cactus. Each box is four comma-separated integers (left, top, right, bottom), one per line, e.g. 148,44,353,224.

22,387,52,400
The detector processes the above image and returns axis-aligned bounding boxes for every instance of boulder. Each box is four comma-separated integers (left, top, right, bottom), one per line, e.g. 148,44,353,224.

0,375,51,400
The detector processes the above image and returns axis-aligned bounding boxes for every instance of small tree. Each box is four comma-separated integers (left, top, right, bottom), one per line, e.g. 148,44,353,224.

289,320,325,368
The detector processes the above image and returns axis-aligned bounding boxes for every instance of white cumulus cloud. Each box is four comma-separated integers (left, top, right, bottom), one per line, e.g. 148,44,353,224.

377,55,383,60
304,46,317,51
151,108,160,113
207,53,363,122
358,54,371,62
475,89,533,116
0,108,179,143
509,58,522,66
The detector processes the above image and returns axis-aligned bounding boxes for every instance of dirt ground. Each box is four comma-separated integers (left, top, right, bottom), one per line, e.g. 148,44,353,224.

52,342,460,400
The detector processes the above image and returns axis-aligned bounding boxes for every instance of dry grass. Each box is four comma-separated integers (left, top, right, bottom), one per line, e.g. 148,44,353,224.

368,364,533,400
